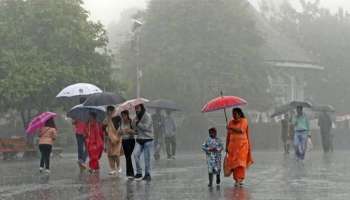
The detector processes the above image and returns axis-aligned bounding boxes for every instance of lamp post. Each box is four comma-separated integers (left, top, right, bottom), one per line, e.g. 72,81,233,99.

132,19,143,98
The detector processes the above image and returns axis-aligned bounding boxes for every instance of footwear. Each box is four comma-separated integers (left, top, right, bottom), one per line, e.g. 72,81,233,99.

39,167,44,173
127,176,134,180
216,174,221,185
108,170,117,175
208,173,213,187
171,156,176,160
134,174,143,180
142,174,151,181
45,169,50,174
118,168,122,173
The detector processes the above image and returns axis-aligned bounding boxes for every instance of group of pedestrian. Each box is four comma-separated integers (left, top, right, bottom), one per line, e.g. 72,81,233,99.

280,106,334,160
202,108,253,187
152,109,177,160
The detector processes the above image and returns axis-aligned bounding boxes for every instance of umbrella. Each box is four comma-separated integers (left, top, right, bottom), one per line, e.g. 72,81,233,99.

270,104,294,118
67,104,106,122
201,93,247,122
146,99,181,111
312,105,335,113
83,92,125,106
56,83,102,98
115,98,150,115
290,101,312,108
26,112,57,134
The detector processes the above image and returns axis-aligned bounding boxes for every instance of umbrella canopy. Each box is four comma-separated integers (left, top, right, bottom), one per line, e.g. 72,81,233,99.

26,112,57,135
67,104,106,122
201,96,247,113
146,99,181,111
270,104,293,118
290,101,312,108
116,98,149,113
56,83,102,98
83,92,125,106
312,105,335,113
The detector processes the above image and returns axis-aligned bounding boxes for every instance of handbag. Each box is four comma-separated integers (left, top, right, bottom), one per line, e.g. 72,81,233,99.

223,153,232,177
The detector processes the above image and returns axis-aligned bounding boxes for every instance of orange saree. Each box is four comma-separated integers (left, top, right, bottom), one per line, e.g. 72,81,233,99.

225,118,253,181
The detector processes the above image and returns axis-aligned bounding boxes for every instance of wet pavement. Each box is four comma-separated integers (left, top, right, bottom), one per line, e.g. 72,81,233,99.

0,151,350,200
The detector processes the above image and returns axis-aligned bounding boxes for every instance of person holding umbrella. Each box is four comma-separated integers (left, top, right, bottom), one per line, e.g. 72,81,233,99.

38,118,58,173
225,108,253,187
293,106,310,160
164,110,177,159
152,109,165,160
133,104,154,181
120,110,136,179
85,112,104,173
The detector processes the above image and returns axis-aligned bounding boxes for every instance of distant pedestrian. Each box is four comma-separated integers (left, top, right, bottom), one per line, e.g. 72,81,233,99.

202,127,223,187
120,110,136,179
281,113,292,154
38,118,58,174
293,106,310,160
318,111,333,153
164,111,176,159
85,112,104,173
225,108,253,187
133,104,154,181
104,106,123,175
152,109,165,160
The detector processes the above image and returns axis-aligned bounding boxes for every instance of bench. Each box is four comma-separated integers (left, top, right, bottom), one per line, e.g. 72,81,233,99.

0,137,36,160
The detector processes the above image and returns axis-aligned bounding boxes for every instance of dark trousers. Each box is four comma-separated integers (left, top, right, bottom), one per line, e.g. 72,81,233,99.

39,144,52,169
76,134,87,163
122,139,135,177
165,136,176,158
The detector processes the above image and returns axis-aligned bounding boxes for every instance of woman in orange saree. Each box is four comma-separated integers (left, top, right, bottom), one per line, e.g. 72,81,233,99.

225,108,253,186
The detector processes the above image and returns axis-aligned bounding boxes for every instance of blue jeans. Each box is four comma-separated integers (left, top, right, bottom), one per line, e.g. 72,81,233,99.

294,132,308,160
76,134,87,163
134,140,153,176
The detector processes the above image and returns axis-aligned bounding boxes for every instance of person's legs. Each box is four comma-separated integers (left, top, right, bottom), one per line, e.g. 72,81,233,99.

122,139,135,177
76,134,85,163
233,166,245,184
133,142,144,176
39,144,45,169
208,173,213,187
216,173,221,184
108,156,116,171
171,136,176,157
300,134,308,160
144,141,153,176
294,133,302,159
165,137,171,158
45,145,52,170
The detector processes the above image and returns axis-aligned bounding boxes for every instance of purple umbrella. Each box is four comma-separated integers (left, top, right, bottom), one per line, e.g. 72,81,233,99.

26,112,57,135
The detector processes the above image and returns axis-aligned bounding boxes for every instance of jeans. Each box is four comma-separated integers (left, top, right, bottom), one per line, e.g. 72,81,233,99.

76,134,87,163
134,140,153,176
39,144,52,169
294,132,308,160
165,136,176,158
122,139,135,176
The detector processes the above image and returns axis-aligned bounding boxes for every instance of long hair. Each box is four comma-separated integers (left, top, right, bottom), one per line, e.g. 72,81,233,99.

232,108,245,118
111,115,122,129
121,110,131,124
136,104,146,121
45,118,56,129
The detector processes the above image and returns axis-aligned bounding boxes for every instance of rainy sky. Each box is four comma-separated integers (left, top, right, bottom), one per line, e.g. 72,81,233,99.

83,0,350,25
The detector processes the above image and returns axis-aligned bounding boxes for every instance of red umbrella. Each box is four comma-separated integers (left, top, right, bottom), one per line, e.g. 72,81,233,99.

26,112,57,135
201,95,247,122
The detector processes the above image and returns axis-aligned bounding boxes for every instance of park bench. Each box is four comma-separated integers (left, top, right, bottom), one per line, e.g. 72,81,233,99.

0,137,36,160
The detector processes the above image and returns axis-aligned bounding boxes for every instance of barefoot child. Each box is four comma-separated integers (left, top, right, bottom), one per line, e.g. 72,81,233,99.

202,127,224,187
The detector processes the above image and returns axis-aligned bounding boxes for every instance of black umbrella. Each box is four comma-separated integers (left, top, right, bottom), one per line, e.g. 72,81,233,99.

67,104,106,122
83,92,125,106
290,101,312,108
270,104,293,118
312,105,335,113
146,99,181,111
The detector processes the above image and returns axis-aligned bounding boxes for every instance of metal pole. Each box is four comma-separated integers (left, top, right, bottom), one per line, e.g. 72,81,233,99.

136,31,141,98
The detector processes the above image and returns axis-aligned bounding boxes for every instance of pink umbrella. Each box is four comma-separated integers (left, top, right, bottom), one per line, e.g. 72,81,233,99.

26,112,57,135
114,98,149,116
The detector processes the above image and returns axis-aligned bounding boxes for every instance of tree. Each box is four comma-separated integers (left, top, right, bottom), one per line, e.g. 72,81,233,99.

118,0,270,111
0,0,119,128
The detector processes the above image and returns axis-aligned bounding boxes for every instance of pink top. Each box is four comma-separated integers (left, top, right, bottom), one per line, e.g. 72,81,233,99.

74,120,86,135
39,127,57,145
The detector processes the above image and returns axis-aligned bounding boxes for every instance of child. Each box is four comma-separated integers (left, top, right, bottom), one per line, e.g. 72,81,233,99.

202,127,224,187
38,118,58,174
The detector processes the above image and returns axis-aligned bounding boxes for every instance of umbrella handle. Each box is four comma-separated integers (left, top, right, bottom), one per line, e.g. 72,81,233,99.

220,90,228,124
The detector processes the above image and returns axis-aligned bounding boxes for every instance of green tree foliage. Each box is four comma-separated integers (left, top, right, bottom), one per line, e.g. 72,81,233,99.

264,0,350,111
0,0,117,126
119,0,270,111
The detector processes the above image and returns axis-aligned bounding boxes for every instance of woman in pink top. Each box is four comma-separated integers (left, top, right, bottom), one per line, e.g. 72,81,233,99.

38,118,57,173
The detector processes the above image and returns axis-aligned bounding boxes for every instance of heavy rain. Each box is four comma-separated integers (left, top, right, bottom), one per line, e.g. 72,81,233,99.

1,0,350,199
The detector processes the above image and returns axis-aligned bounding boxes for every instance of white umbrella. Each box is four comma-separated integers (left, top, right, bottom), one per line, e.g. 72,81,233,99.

114,98,149,115
56,83,102,98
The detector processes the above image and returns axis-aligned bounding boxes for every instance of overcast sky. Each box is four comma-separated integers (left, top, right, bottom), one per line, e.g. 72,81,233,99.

83,0,350,25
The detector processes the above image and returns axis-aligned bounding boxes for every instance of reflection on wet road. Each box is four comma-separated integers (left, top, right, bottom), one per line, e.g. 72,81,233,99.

0,151,349,199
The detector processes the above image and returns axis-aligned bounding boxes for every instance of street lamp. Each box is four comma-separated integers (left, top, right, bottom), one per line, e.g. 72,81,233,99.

132,19,143,98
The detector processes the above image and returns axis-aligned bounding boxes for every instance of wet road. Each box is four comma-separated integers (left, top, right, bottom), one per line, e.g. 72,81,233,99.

0,151,349,200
